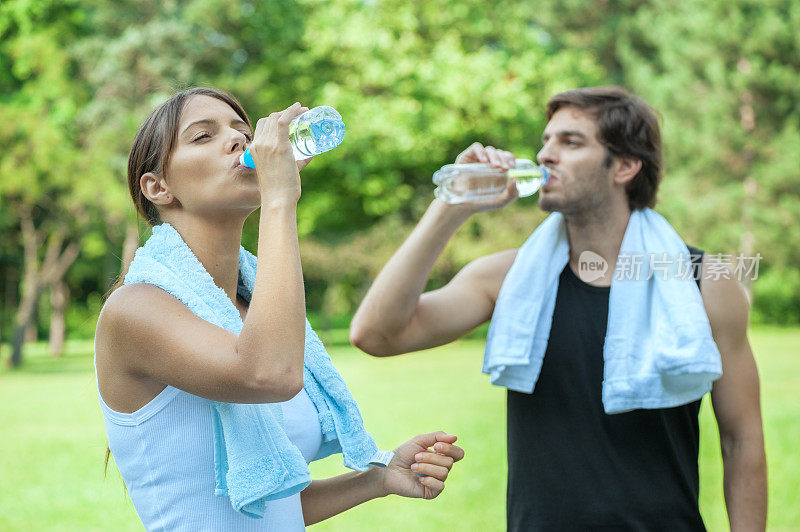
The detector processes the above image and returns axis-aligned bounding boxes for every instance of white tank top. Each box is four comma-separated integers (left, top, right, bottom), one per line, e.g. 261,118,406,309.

96,363,323,532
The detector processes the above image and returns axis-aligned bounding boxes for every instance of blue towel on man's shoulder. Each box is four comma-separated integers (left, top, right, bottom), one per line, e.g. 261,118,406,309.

483,208,722,413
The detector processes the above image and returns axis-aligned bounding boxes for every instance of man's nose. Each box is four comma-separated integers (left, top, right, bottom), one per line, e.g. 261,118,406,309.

537,141,557,166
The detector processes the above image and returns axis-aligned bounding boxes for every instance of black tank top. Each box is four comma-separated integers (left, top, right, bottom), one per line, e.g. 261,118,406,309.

506,247,706,531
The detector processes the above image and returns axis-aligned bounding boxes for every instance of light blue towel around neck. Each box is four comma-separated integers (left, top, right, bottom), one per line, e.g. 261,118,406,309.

483,208,723,414
123,223,380,518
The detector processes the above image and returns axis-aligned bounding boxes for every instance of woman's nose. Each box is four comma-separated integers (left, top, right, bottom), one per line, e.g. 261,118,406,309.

228,130,248,153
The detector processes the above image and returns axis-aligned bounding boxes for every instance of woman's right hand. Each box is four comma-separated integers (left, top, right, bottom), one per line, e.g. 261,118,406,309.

249,102,309,207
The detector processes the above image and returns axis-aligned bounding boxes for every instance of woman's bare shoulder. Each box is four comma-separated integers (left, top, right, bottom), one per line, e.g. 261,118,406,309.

94,284,184,411
98,282,179,328
95,283,183,360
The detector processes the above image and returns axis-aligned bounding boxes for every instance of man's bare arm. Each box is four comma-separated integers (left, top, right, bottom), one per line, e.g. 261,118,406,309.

350,143,519,356
703,257,768,531
350,200,516,356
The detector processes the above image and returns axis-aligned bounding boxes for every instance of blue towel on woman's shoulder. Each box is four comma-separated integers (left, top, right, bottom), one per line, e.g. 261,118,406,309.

124,223,380,518
483,208,722,413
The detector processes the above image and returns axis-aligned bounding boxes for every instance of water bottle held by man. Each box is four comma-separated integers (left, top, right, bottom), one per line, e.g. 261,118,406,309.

239,105,345,168
433,159,549,204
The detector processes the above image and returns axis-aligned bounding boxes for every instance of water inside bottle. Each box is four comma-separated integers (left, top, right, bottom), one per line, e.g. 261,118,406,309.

508,167,546,197
434,166,544,203
288,108,345,159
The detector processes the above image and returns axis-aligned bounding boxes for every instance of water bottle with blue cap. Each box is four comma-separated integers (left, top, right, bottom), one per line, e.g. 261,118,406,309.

240,105,345,168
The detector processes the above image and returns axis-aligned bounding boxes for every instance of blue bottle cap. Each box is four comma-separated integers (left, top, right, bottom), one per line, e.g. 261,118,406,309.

240,148,255,169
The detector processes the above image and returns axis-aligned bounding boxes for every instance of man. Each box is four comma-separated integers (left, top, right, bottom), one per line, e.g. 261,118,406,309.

349,86,767,530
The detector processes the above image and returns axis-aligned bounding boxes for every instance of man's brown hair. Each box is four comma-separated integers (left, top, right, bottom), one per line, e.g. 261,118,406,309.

546,86,663,210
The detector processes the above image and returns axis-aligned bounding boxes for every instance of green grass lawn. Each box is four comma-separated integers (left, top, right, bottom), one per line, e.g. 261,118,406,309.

1,326,798,531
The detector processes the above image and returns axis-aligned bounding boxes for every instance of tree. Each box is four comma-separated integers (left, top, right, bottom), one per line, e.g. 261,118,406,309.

0,0,96,366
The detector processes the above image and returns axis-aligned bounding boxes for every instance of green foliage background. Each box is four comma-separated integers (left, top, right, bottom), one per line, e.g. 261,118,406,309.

0,0,798,348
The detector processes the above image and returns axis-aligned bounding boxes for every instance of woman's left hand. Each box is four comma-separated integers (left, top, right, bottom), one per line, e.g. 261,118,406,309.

380,431,465,500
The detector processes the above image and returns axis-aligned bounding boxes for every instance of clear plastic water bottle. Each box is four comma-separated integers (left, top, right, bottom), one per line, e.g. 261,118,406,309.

239,105,345,167
432,159,549,204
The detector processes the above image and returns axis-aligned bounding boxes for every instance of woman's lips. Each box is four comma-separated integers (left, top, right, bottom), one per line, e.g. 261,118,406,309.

232,153,249,169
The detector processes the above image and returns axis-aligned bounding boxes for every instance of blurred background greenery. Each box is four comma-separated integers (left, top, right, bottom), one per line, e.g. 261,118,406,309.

0,0,798,366
0,0,798,529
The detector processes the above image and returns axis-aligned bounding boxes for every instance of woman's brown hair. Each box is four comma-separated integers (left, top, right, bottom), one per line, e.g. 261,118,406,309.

545,86,663,210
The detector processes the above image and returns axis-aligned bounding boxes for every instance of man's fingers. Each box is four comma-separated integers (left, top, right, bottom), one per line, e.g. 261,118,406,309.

506,177,519,197
485,146,510,169
468,141,486,162
456,142,487,164
485,145,499,166
500,150,516,167
456,142,517,168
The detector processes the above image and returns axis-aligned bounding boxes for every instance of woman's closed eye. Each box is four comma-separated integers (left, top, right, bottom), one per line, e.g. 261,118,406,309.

192,130,251,143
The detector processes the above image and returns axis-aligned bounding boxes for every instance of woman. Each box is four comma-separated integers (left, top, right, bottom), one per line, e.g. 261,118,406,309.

94,87,464,531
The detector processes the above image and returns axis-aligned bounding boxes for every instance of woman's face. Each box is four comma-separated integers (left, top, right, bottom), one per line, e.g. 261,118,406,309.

159,95,258,220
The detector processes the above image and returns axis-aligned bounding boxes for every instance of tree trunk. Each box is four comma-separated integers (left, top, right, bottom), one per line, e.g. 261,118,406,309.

49,279,68,358
10,280,41,368
9,208,41,368
2,266,19,359
8,207,82,368
25,295,40,343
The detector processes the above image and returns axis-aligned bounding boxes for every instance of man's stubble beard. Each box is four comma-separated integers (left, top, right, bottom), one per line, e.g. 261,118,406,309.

538,168,612,218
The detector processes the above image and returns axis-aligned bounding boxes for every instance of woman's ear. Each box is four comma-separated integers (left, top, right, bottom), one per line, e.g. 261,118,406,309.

141,172,174,206
613,157,643,185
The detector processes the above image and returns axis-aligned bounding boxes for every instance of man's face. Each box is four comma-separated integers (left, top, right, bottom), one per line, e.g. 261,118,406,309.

536,107,614,215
